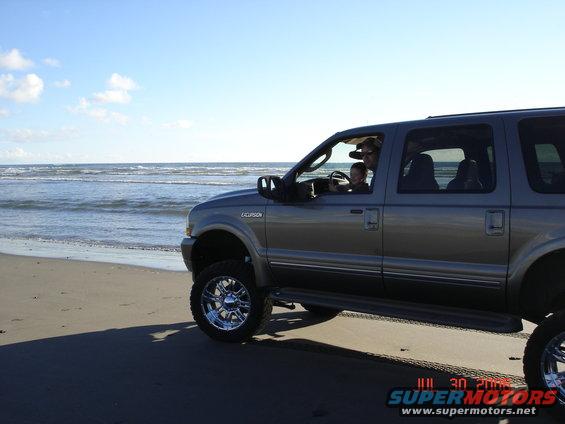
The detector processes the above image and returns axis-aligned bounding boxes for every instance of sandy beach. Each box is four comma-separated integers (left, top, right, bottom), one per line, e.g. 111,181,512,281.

0,253,557,423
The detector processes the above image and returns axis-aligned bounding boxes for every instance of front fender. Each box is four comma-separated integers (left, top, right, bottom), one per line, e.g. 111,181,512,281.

192,214,274,287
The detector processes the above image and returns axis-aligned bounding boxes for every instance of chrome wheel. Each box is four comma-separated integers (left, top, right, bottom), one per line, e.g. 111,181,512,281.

541,331,565,403
200,276,251,331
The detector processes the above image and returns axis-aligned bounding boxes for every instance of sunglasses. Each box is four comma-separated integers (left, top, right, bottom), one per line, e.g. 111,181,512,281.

362,151,377,157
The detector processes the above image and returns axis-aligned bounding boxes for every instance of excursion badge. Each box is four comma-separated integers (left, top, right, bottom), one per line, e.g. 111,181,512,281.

241,212,263,218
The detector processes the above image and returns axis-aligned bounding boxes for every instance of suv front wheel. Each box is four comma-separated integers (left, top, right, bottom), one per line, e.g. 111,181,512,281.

523,310,565,413
190,260,273,342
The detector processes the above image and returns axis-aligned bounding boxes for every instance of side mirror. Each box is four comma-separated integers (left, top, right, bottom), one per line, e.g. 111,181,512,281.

257,176,285,201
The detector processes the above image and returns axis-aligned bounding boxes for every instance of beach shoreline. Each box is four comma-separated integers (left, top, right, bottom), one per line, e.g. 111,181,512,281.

0,237,186,272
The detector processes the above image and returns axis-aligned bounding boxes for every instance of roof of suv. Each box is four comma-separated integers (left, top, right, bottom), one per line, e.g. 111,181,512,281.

426,106,565,119
336,106,565,139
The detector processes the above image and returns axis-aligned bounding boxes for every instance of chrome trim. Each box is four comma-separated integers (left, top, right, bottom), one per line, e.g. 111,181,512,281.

384,271,502,288
200,276,251,331
269,261,381,275
540,331,565,404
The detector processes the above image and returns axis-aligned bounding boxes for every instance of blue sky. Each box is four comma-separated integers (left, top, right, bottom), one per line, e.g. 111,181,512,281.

1,0,565,164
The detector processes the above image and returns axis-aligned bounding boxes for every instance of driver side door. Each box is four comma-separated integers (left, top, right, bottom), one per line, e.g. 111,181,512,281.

265,125,395,297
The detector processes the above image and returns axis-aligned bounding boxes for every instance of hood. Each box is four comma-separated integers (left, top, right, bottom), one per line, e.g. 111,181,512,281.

206,188,258,202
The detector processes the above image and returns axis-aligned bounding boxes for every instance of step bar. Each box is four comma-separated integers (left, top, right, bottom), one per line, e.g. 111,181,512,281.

268,288,523,333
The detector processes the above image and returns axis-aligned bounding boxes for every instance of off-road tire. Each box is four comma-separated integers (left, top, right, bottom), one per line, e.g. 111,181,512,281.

190,260,272,342
523,310,565,417
302,303,342,318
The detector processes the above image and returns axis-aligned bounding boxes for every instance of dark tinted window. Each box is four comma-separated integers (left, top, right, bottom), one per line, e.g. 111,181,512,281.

519,116,565,193
398,124,495,193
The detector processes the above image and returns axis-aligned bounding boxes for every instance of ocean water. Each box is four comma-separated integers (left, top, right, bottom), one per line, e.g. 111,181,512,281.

0,161,463,267
0,163,292,254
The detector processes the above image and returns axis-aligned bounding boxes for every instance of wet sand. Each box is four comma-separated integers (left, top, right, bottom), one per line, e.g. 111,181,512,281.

0,254,556,423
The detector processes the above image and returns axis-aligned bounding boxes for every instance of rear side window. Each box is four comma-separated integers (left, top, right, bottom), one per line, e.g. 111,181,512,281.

398,124,496,193
519,116,565,193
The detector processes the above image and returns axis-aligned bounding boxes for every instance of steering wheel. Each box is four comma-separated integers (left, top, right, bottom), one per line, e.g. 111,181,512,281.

329,170,351,187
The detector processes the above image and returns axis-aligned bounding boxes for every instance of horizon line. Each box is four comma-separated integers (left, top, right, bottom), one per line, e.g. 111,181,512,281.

0,160,299,166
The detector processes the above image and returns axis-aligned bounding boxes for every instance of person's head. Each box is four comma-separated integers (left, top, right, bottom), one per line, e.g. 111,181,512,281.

350,162,368,186
360,137,380,171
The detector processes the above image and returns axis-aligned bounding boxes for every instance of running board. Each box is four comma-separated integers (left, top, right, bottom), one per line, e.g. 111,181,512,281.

268,288,523,333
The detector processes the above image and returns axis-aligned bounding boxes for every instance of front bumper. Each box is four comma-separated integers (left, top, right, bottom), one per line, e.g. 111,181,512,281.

180,237,196,271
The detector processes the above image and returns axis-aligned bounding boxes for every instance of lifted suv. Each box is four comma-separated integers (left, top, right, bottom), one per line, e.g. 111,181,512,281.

181,107,565,407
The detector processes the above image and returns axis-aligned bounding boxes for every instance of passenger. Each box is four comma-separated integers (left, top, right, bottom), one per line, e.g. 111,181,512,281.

330,162,369,193
350,162,370,192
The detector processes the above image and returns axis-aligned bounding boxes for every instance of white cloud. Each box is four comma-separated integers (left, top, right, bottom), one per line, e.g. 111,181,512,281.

0,147,89,164
69,98,129,125
53,79,71,88
0,108,9,117
0,126,78,143
69,73,137,121
76,97,89,109
88,73,138,104
43,57,60,67
108,73,138,91
0,147,31,160
0,73,44,103
162,119,193,129
0,48,34,70
92,89,131,104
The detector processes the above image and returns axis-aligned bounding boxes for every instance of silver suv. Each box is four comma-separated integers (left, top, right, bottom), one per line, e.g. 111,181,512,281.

181,107,565,408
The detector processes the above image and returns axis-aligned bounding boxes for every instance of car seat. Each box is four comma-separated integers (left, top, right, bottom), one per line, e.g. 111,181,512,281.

447,159,483,191
402,153,439,191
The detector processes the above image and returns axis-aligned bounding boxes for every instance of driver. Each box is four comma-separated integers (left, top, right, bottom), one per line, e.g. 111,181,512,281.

330,162,369,193
349,137,381,187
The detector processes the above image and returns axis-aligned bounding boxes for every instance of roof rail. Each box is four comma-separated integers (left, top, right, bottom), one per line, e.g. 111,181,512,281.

427,106,565,119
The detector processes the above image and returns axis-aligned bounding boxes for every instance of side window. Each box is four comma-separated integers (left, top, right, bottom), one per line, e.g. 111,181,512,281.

519,116,565,193
398,124,496,193
296,135,383,195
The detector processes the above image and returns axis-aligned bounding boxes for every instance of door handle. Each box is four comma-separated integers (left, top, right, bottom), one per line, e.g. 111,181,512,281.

485,210,504,236
364,208,380,231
